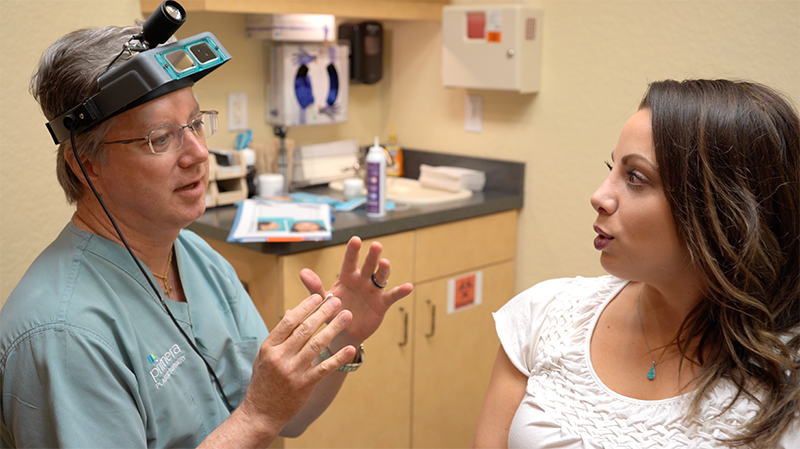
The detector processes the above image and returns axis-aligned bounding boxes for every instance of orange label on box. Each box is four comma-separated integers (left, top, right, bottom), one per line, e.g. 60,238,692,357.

487,31,502,43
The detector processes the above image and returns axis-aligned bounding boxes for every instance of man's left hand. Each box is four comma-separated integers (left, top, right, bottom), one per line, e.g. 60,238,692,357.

299,236,414,346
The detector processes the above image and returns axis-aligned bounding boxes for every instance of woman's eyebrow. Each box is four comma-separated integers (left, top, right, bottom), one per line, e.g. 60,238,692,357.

621,153,657,170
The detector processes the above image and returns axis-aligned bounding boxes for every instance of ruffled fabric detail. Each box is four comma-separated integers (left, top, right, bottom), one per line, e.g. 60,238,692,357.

500,276,767,448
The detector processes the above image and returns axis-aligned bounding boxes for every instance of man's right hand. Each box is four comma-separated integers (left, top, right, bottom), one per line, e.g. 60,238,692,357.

243,292,356,430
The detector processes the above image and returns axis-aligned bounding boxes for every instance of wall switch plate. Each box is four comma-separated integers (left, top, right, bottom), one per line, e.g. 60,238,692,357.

465,94,483,133
227,92,248,131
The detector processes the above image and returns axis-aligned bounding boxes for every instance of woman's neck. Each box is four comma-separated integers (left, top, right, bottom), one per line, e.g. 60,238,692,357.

637,276,705,351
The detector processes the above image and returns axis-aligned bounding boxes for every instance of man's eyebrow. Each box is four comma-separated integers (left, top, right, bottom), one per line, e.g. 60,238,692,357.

143,108,201,131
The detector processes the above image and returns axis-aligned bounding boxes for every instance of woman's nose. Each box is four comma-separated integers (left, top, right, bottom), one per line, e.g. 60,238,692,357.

590,176,616,215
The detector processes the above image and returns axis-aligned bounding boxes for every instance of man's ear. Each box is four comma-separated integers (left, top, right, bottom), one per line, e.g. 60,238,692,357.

64,146,100,187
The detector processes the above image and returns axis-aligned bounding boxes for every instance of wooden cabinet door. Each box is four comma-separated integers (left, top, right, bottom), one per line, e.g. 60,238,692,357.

279,232,415,309
411,261,515,448
207,212,517,448
280,232,416,448
414,210,517,283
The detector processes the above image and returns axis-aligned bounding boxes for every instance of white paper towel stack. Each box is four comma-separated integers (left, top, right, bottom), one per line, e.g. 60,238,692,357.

418,164,486,192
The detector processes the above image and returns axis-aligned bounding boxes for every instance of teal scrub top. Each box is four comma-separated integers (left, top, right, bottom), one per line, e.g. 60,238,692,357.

0,223,269,448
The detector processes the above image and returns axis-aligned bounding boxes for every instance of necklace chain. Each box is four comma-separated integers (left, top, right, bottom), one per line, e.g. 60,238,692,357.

151,247,174,300
636,285,681,380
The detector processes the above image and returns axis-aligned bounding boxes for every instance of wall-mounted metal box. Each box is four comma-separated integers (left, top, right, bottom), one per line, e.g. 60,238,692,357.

442,4,543,93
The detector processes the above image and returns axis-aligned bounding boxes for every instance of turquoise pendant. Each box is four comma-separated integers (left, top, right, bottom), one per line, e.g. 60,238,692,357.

647,364,656,380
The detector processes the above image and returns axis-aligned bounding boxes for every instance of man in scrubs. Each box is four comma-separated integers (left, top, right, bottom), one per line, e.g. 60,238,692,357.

0,22,413,448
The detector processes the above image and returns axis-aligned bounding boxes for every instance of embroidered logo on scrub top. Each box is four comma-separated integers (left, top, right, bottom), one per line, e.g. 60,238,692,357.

148,344,186,389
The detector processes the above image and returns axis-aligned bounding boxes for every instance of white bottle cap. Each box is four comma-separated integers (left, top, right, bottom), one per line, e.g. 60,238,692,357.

369,136,382,152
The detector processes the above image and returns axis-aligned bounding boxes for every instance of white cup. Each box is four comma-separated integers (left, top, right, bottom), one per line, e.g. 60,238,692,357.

257,173,284,197
343,178,365,201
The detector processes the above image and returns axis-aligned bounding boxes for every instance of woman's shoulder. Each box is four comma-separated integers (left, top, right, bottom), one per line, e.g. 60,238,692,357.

493,275,626,376
529,274,624,294
500,275,624,313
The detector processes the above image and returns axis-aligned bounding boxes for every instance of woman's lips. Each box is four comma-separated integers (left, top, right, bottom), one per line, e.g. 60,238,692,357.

593,225,613,250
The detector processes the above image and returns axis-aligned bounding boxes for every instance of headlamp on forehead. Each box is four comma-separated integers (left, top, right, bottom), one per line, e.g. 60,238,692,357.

45,0,231,145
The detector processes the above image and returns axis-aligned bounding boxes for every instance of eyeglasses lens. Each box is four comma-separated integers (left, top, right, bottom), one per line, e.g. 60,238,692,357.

202,111,218,138
148,126,182,154
147,111,217,154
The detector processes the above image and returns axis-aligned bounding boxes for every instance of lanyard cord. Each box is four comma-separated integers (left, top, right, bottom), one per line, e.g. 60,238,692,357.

69,128,235,413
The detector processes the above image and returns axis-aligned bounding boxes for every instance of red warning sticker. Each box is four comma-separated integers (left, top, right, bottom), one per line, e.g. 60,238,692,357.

447,271,483,313
455,274,476,309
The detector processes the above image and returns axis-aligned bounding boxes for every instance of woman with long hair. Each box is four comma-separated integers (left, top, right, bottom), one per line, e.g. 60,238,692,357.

474,79,799,448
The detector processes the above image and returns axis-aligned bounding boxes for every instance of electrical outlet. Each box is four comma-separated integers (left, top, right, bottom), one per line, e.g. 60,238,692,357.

227,93,248,131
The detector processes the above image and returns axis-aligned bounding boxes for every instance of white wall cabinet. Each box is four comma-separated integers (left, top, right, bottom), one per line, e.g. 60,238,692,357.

442,4,543,93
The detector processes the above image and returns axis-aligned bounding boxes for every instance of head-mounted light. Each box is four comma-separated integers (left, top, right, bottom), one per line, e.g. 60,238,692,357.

45,1,231,145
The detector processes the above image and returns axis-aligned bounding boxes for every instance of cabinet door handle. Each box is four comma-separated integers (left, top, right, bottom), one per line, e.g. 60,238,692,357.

398,307,408,347
425,299,436,338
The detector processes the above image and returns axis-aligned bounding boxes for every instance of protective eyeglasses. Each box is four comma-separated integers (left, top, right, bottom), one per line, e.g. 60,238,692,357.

102,110,218,154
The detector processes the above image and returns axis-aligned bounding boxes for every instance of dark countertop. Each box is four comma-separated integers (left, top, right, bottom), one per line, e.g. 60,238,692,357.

188,149,525,255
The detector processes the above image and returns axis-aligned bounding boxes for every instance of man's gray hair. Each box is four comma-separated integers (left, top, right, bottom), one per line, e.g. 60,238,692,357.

30,25,152,204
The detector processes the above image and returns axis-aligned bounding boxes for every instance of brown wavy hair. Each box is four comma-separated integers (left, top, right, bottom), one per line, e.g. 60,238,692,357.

642,79,800,447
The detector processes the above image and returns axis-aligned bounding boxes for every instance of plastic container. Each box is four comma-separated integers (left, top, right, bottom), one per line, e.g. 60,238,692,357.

365,136,387,218
385,124,404,177
343,177,365,201
257,173,285,197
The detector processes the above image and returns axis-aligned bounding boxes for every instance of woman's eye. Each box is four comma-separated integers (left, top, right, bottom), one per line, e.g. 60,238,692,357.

626,168,646,186
605,159,646,187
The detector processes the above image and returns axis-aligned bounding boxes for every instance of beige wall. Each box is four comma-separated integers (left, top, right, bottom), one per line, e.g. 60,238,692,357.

0,0,143,306
2,0,798,307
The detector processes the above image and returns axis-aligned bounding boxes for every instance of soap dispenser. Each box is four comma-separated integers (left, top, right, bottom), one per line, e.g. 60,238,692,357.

365,136,387,218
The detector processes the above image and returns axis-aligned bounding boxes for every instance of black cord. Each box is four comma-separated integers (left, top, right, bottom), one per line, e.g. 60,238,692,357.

69,126,235,413
103,48,126,76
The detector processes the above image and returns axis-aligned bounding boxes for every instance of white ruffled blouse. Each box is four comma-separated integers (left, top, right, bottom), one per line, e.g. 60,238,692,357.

494,275,799,448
